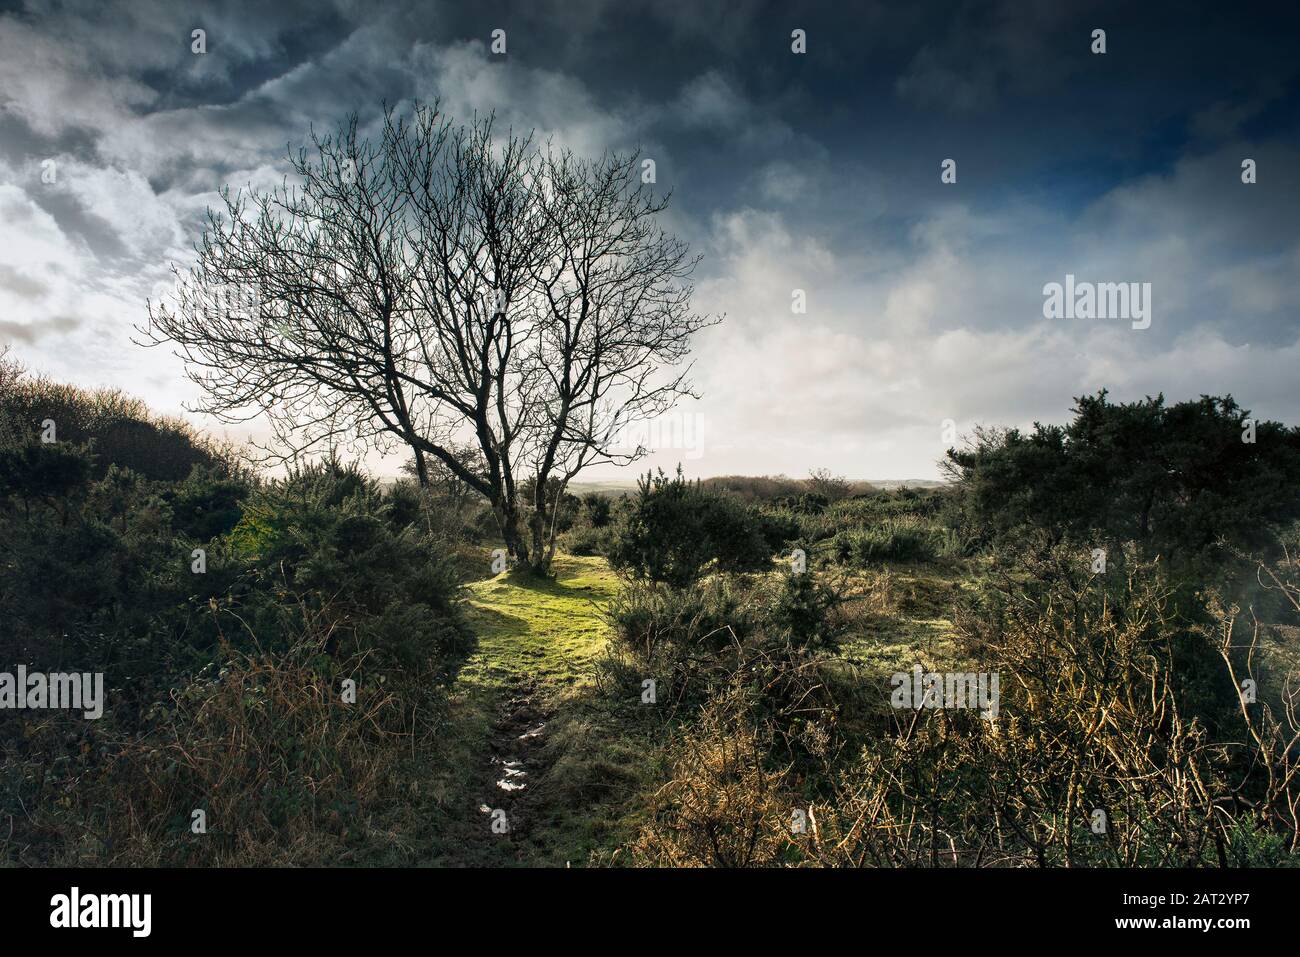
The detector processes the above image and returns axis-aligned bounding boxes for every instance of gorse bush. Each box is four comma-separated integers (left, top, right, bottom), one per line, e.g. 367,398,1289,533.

698,472,874,504
162,465,250,541
622,543,1300,867
0,438,96,505
1,361,250,483
559,521,616,557
555,492,624,557
832,518,951,565
601,462,961,578
752,489,966,572
607,577,755,659
608,573,843,658
773,492,830,514
756,507,807,553
0,446,210,712
228,460,470,667
836,544,1300,867
0,453,470,864
0,445,468,707
768,572,843,649
581,492,613,528
603,570,847,723
607,467,771,587
0,367,473,865
619,686,799,868
945,391,1300,571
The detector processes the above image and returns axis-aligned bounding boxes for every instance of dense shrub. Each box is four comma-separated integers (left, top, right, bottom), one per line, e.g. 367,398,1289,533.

164,465,251,540
850,544,1300,866
559,521,615,557
622,544,1300,867
768,572,842,649
832,518,947,565
2,617,446,865
518,475,583,537
603,570,847,725
555,493,625,557
581,492,613,527
0,456,469,866
0,438,97,504
229,461,470,667
829,488,946,523
0,445,469,713
1,368,250,483
773,492,829,514
757,507,804,552
607,576,757,658
0,446,212,707
0,367,474,866
758,489,966,570
945,391,1300,571
619,687,798,867
698,473,874,503
608,468,771,587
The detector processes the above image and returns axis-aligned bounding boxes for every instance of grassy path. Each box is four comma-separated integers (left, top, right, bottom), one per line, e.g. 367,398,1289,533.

415,555,973,866
421,555,650,867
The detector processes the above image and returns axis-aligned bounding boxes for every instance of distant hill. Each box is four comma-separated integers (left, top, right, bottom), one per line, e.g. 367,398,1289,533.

860,479,948,490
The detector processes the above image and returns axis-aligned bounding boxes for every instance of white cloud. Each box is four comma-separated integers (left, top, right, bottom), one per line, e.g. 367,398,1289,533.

607,159,1300,480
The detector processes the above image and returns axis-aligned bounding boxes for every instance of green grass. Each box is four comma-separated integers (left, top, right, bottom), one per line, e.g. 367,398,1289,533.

837,565,970,674
421,554,657,867
418,550,978,866
461,555,619,686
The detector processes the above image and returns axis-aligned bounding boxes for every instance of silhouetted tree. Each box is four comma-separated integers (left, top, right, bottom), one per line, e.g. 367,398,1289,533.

142,102,715,572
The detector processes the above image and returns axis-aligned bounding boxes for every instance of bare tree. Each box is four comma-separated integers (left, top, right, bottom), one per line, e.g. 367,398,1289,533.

141,102,716,572
806,468,851,501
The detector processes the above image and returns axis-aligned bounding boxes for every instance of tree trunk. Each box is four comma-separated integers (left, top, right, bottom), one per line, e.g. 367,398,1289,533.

412,447,430,489
494,498,531,568
527,507,550,575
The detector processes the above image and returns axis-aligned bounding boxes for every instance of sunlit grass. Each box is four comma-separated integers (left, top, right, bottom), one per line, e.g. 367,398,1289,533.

422,552,652,866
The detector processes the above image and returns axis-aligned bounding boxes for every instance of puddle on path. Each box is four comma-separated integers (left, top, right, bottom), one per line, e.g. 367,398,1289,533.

494,757,528,792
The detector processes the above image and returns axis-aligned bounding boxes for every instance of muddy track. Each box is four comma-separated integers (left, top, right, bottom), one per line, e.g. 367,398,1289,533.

476,678,556,848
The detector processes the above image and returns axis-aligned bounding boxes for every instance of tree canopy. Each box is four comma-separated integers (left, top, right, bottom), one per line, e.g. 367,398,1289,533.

142,102,716,572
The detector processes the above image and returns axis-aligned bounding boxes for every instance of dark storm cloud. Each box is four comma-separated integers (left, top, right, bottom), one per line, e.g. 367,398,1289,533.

7,1,1297,235
1,0,1297,476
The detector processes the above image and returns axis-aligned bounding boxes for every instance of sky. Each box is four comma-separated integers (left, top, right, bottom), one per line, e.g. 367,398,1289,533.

1,0,1298,480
